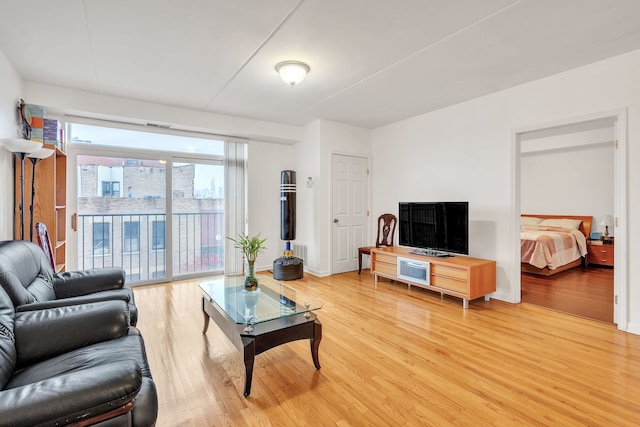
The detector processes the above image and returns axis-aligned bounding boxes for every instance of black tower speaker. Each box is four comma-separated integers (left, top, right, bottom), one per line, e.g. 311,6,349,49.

280,170,296,241
274,170,303,280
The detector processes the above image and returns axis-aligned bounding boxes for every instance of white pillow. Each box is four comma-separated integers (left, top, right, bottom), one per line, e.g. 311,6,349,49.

538,218,582,229
521,216,543,227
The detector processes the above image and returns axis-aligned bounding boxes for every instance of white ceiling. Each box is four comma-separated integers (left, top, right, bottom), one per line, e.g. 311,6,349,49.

2,0,640,129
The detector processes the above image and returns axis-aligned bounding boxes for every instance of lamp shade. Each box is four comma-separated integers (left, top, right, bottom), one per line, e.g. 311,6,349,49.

275,61,310,87
598,214,613,235
599,215,614,229
1,138,42,154
28,147,54,159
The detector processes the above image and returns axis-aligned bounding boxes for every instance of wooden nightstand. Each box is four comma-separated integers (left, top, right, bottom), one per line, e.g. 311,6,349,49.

586,239,614,267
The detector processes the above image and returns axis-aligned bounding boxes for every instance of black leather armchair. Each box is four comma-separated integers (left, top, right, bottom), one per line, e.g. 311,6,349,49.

0,240,138,325
0,287,157,426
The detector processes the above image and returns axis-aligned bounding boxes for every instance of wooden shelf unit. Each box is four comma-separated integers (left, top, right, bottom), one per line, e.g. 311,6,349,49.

370,246,496,308
14,144,67,272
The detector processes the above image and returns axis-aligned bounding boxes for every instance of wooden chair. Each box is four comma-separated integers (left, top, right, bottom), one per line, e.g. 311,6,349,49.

358,213,397,274
35,222,56,270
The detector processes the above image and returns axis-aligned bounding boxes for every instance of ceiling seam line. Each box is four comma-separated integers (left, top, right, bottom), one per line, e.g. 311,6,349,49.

204,0,307,110
81,0,101,91
303,0,523,111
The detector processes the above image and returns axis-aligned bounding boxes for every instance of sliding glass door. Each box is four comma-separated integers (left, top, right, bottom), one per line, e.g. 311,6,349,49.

172,160,224,276
76,155,167,281
67,121,232,285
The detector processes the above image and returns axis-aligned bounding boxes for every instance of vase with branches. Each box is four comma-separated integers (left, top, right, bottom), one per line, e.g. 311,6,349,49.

227,233,267,289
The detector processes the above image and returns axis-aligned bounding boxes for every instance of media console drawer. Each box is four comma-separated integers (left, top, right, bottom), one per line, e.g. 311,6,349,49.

375,262,397,277
431,275,467,294
375,253,397,265
431,264,467,281
370,246,496,309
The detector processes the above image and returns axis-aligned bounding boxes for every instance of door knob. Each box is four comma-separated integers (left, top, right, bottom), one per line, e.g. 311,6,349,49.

333,218,339,223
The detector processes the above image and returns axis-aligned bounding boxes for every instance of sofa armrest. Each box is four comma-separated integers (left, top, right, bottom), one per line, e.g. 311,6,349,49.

0,362,141,427
14,300,130,367
53,268,126,298
16,292,131,312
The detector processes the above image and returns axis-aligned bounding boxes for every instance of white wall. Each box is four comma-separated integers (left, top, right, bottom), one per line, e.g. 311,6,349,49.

372,49,640,333
293,120,321,273
521,139,614,228
24,82,302,145
0,50,23,240
293,119,371,276
247,141,293,272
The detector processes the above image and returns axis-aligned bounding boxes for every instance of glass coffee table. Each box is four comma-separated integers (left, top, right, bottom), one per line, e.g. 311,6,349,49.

199,275,323,397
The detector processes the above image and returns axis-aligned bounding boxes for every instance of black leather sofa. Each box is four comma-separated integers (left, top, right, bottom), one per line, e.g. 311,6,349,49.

0,284,157,426
0,240,138,325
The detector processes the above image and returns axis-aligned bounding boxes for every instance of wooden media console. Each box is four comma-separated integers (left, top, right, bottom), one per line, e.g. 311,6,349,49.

370,246,496,308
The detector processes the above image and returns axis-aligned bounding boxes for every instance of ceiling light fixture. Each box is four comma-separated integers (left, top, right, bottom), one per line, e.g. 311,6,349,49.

275,60,310,87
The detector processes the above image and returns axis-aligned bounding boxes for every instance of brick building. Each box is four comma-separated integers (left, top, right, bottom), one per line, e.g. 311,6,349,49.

77,156,224,281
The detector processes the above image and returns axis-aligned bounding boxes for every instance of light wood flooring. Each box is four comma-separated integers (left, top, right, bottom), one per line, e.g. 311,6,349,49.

134,270,640,426
521,266,614,323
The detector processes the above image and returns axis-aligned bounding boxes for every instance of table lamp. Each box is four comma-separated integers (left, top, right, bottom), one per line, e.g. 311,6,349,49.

1,138,43,240
599,215,614,242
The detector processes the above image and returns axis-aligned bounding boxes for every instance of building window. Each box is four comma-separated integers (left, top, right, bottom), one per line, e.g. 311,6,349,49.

93,222,110,255
102,181,121,197
152,220,165,250
124,221,140,253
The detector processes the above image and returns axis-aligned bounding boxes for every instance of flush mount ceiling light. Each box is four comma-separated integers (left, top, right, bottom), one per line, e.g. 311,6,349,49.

275,60,310,87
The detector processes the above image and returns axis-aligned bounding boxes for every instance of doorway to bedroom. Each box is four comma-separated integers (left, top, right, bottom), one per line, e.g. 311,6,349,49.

515,112,626,326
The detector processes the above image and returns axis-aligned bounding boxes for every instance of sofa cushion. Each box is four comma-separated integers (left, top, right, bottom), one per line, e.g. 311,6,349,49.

7,329,152,389
0,241,56,306
0,362,142,427
14,301,130,368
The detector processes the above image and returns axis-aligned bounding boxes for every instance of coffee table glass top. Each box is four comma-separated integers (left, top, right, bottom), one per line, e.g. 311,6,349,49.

199,275,322,325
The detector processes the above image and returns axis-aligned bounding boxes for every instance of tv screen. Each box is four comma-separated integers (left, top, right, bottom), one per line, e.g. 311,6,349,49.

398,202,469,255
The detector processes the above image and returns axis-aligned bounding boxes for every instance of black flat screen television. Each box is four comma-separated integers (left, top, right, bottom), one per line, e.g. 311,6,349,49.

398,202,469,255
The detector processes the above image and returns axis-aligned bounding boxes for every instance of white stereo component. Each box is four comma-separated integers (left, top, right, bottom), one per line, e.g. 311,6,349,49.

397,257,430,286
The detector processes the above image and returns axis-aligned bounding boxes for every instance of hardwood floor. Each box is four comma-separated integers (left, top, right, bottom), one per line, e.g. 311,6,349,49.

134,270,640,426
521,266,613,323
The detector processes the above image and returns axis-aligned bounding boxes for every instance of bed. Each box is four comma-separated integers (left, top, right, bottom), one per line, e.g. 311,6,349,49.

520,214,592,276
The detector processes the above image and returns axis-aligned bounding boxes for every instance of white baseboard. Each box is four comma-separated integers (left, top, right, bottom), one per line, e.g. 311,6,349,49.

625,322,640,335
306,267,330,277
486,291,514,303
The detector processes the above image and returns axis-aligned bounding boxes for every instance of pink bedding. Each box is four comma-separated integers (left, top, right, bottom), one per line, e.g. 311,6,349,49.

521,226,588,270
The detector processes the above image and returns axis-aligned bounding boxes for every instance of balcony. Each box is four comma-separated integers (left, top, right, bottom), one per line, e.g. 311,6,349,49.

78,212,225,282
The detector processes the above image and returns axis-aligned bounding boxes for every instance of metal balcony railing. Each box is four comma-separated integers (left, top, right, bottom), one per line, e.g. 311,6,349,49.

77,212,225,282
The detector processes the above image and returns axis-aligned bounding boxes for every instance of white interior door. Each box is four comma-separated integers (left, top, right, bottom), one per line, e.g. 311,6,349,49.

331,154,368,274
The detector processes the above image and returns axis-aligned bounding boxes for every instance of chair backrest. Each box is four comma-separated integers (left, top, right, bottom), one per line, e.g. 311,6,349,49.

0,240,56,309
375,213,397,248
35,223,55,270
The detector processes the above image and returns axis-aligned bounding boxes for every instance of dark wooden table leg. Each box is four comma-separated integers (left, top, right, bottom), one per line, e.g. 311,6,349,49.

310,318,322,369
201,297,210,334
358,250,363,274
242,337,256,397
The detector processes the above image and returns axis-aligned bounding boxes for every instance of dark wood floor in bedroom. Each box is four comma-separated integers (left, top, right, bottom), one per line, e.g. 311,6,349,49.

521,265,613,323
